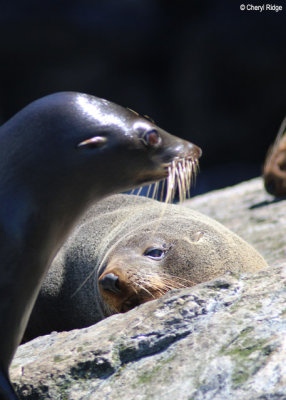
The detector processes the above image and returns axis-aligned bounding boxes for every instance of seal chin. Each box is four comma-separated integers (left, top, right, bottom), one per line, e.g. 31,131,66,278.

98,277,161,314
120,292,158,313
135,167,169,186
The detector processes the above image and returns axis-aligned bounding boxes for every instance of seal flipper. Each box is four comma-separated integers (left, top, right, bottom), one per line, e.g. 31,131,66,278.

0,369,18,399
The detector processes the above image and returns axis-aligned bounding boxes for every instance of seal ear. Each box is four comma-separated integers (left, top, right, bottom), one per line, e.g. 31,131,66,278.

189,231,204,242
77,136,107,149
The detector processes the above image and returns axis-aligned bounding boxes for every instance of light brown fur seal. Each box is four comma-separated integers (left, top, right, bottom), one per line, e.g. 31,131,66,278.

0,92,201,399
24,193,267,342
264,117,286,196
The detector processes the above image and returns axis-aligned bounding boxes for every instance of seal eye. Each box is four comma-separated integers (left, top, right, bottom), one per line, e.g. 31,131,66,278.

141,130,161,148
144,248,165,260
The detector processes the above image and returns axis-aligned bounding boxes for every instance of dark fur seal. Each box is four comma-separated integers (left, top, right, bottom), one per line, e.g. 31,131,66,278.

24,193,267,342
264,117,286,196
0,92,201,399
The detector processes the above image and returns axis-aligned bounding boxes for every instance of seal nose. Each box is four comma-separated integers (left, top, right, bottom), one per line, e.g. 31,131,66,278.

172,140,202,160
99,273,121,293
187,142,202,159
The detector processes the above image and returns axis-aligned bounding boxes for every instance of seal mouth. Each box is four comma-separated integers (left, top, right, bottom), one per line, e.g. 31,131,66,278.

131,137,202,202
98,268,196,314
120,290,161,312
132,156,200,202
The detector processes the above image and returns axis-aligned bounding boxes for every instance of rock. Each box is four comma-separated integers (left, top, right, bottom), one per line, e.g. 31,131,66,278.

10,177,286,399
184,177,286,265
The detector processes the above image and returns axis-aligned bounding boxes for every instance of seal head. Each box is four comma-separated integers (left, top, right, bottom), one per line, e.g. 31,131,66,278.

97,196,267,315
24,194,266,341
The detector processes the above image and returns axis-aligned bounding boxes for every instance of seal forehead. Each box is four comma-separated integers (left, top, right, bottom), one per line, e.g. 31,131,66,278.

76,94,126,130
133,121,153,132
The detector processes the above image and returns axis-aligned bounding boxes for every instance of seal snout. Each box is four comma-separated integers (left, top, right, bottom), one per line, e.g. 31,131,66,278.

186,141,202,160
99,273,120,293
173,140,202,162
98,266,137,313
97,261,182,314
166,141,202,163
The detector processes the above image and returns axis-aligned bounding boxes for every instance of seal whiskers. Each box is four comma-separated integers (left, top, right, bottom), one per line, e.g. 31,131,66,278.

99,266,197,313
165,157,198,203
152,182,160,200
133,155,199,203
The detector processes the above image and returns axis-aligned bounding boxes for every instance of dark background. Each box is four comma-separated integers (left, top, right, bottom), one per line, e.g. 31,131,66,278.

0,0,285,195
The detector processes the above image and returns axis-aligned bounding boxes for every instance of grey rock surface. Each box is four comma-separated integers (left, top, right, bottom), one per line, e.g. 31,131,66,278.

10,177,286,399
184,177,286,265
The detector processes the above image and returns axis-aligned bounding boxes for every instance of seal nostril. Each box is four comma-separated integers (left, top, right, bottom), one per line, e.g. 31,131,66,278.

192,143,202,158
99,273,121,293
185,142,202,159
